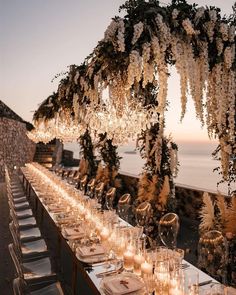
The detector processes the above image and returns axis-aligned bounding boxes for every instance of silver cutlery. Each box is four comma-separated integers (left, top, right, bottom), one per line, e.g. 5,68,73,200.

96,266,123,278
198,280,212,287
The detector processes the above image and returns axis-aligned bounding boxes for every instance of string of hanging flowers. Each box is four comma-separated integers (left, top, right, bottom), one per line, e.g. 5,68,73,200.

32,0,235,190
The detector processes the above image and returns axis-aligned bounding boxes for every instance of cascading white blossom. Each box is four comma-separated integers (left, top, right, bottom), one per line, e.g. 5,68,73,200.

224,46,234,69
127,50,142,87
132,21,144,45
229,25,235,42
33,4,236,184
220,22,229,42
216,38,224,56
142,43,154,87
182,18,196,35
194,7,205,24
104,19,118,41
117,19,125,52
169,144,178,178
172,8,179,20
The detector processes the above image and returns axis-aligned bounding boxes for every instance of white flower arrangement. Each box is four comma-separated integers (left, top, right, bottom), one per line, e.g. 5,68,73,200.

131,21,144,45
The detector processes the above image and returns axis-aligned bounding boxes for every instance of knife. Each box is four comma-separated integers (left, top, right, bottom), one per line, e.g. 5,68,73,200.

198,280,212,287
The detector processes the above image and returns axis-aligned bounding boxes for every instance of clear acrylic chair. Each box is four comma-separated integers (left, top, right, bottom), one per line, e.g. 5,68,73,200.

9,222,48,262
8,200,33,219
10,209,37,229
10,221,42,242
9,243,57,287
13,277,64,295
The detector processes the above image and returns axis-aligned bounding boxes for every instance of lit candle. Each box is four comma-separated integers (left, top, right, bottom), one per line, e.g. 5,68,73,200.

100,228,109,241
133,254,145,275
116,241,125,259
123,250,134,271
141,261,153,275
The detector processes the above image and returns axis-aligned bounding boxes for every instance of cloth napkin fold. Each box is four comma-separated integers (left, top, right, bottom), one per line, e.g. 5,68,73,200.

64,227,85,238
47,204,64,213
78,244,105,257
103,275,144,295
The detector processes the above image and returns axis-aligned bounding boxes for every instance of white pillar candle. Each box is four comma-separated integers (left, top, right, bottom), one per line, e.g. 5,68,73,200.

116,242,125,259
123,250,134,271
100,228,109,241
141,261,153,275
133,254,145,275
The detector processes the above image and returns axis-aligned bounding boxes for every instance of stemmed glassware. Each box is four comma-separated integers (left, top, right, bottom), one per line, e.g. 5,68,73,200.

135,201,152,235
158,212,180,249
117,193,131,222
105,187,116,211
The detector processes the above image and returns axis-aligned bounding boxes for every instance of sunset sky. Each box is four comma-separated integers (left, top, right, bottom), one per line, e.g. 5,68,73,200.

0,0,235,143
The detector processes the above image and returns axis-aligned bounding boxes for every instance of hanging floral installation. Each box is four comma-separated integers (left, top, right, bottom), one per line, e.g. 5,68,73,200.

136,122,178,212
30,0,236,189
79,129,98,178
95,132,122,188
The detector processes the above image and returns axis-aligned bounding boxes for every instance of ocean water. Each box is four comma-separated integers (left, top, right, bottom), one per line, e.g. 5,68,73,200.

65,141,234,195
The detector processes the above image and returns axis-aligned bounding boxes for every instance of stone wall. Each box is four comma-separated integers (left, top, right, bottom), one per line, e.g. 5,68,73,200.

0,117,36,179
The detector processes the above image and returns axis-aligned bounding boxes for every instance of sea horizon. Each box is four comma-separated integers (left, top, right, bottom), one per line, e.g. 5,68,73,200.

65,140,233,195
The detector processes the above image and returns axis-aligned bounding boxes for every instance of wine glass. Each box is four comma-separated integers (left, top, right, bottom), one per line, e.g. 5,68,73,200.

135,201,152,234
117,193,131,222
105,187,116,210
94,182,105,204
158,213,179,249
79,175,88,192
87,178,96,198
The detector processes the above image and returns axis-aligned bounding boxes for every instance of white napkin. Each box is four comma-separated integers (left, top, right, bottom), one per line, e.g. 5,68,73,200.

64,227,85,238
78,244,105,257
48,204,63,213
103,275,144,295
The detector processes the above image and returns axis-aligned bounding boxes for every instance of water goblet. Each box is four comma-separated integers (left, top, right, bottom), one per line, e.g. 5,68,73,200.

135,201,152,234
158,212,179,249
105,187,116,210
117,193,131,222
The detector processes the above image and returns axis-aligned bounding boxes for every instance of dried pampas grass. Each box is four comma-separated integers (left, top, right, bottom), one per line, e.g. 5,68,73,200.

79,158,88,176
156,175,170,210
224,197,236,235
95,163,104,182
216,194,227,231
101,165,110,187
138,173,151,202
199,192,215,232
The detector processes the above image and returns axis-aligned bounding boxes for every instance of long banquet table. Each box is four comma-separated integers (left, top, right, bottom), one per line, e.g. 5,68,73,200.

20,165,221,295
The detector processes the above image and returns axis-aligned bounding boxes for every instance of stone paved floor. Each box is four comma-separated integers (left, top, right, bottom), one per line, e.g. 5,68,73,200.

0,182,14,295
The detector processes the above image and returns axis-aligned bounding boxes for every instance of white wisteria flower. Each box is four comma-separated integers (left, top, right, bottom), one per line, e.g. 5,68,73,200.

216,38,224,56
208,9,217,22
220,22,229,41
117,19,125,52
182,18,196,35
224,46,233,69
229,25,235,42
132,21,144,45
194,7,205,24
104,19,118,41
172,8,179,19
